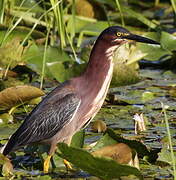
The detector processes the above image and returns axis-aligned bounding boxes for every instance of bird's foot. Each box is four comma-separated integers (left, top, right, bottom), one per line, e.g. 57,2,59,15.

43,155,52,173
63,159,72,170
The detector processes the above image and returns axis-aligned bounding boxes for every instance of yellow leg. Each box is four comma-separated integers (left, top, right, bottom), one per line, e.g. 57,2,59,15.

63,159,72,170
43,155,52,173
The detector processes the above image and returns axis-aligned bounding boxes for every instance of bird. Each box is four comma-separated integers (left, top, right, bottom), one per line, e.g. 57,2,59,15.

1,26,159,173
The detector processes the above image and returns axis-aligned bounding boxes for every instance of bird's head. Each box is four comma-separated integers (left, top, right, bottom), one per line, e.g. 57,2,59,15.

93,26,160,61
98,26,159,46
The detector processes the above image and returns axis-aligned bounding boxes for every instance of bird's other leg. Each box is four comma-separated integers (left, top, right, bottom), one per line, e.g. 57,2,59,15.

43,144,56,173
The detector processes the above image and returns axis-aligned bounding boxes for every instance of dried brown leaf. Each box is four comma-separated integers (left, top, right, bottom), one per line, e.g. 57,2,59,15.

0,85,45,109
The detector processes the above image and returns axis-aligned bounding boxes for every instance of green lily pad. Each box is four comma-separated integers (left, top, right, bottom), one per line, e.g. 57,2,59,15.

157,145,176,165
142,91,155,102
91,133,117,151
58,143,143,180
160,31,176,52
70,129,85,148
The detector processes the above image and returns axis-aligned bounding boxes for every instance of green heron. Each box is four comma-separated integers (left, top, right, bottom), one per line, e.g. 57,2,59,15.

1,26,159,173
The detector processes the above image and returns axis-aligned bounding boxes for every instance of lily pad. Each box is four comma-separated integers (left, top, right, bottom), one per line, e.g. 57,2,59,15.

91,133,117,151
58,143,143,180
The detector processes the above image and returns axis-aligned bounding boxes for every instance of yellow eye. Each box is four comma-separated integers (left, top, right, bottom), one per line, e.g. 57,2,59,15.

117,32,122,36
116,32,129,37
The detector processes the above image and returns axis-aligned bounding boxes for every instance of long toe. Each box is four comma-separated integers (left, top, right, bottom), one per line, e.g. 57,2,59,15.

63,159,72,170
43,155,52,173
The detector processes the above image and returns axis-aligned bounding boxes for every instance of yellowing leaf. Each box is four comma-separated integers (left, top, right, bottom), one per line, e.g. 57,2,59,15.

92,143,133,165
0,85,44,110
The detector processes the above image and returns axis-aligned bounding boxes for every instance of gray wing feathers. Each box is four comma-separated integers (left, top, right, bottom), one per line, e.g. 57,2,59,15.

19,93,81,145
3,91,81,155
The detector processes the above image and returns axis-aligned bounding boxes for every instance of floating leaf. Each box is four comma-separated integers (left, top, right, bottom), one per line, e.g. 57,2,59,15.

111,63,140,87
91,133,117,152
0,85,44,110
0,77,24,90
111,44,141,87
142,91,155,102
58,143,143,180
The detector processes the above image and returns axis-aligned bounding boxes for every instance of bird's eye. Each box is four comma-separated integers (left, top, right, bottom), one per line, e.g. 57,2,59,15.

116,32,129,37
117,32,122,37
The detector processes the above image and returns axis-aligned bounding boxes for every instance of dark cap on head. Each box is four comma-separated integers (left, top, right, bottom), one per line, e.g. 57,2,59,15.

99,26,160,45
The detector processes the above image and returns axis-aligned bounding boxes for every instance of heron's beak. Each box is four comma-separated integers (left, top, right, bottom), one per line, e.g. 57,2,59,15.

125,34,160,45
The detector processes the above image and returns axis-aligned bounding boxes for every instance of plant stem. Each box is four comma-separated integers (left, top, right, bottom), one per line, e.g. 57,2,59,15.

162,103,176,179
40,27,50,89
115,0,125,27
170,0,176,14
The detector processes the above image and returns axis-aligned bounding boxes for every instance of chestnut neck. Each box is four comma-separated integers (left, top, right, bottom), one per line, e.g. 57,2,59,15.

84,40,111,74
83,38,117,81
